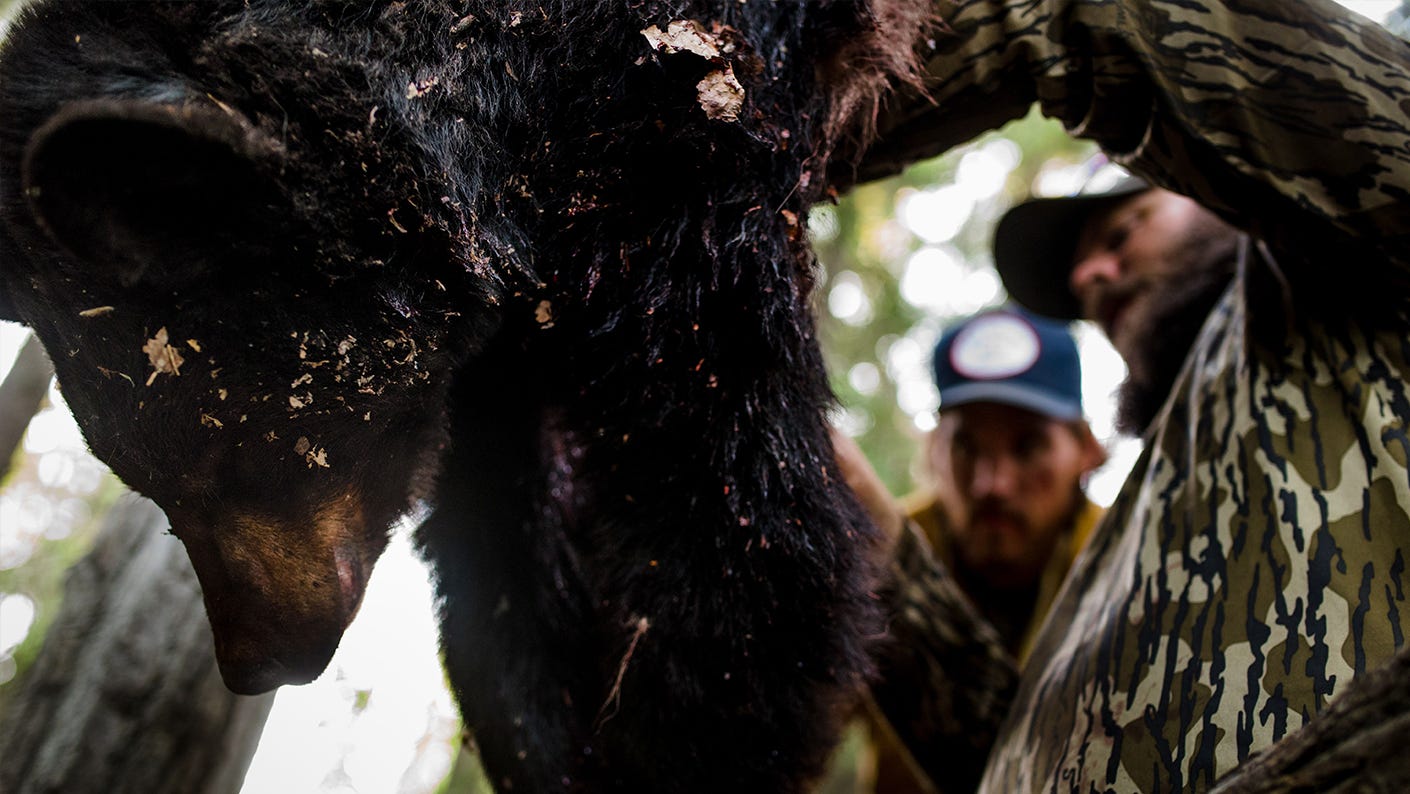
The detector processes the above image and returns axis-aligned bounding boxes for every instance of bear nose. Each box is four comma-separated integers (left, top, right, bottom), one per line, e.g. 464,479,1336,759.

213,631,340,695
170,500,380,694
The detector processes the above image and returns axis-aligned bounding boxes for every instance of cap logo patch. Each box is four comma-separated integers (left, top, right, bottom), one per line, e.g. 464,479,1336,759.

949,313,1040,380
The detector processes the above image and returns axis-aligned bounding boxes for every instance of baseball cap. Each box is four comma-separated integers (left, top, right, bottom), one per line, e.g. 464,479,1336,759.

932,307,1083,421
993,168,1149,320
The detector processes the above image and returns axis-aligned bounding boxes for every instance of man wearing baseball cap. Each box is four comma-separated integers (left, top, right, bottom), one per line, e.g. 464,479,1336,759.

904,306,1105,660
863,306,1105,794
992,165,1240,434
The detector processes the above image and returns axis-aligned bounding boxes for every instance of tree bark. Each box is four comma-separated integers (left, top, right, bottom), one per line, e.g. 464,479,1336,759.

0,495,275,794
0,332,53,482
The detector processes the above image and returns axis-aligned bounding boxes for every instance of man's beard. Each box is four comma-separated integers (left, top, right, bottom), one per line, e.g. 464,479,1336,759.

955,482,1087,594
1115,226,1240,435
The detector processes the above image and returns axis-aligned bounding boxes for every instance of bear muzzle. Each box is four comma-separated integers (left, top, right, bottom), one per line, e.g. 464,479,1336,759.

170,501,381,694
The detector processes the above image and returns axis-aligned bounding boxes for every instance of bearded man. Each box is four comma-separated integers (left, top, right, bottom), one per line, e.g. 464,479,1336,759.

906,307,1105,659
994,171,1240,435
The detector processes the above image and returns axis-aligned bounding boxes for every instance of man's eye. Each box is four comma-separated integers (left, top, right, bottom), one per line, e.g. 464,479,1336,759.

1014,434,1044,458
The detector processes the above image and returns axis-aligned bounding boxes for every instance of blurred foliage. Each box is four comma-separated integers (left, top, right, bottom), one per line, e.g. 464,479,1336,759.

816,108,1094,497
0,0,23,28
0,435,123,710
438,744,495,794
0,526,114,710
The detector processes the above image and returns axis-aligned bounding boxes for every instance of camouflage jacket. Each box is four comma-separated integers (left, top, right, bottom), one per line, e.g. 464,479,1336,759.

864,1,1410,792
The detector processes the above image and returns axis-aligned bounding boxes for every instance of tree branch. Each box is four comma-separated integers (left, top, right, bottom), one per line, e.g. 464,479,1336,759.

0,332,54,482
1211,647,1410,794
0,496,275,794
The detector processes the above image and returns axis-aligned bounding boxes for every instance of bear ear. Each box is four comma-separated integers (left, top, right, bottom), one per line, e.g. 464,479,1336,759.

21,99,288,289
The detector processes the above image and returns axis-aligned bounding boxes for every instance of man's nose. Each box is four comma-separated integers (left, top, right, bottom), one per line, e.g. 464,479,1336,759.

971,455,1017,499
1069,249,1122,295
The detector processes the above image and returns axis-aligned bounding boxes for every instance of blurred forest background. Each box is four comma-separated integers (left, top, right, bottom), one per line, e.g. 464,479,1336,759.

1,1,1407,792
814,114,1095,493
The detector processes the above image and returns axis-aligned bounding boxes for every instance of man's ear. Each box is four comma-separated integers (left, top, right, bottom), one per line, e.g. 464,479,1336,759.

1075,421,1109,474
21,99,287,289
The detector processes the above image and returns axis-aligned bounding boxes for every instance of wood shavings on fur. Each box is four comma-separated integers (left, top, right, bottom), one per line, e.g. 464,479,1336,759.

142,327,184,385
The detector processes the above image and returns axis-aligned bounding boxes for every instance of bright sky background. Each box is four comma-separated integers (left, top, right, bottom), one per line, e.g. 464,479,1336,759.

1342,0,1403,19
0,0,1400,789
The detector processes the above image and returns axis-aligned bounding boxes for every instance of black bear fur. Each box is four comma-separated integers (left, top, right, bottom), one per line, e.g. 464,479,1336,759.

0,1,929,791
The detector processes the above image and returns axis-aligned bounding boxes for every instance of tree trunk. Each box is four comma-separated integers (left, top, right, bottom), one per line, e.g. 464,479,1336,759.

0,495,275,794
1209,646,1410,794
0,332,53,482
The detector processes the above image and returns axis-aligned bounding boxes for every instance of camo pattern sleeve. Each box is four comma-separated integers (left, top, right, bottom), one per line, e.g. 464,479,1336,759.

861,0,1410,268
869,522,1020,794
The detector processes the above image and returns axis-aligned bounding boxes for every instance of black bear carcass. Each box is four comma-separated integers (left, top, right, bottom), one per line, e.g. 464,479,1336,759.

0,1,928,791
